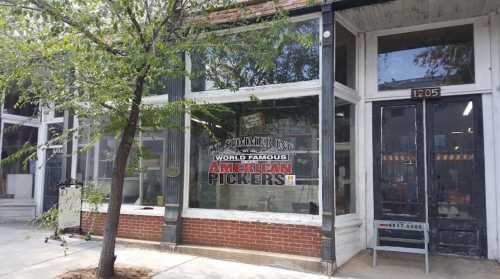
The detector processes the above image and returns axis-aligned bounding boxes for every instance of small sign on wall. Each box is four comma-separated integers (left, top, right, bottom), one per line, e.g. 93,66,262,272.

411,87,441,99
58,185,82,230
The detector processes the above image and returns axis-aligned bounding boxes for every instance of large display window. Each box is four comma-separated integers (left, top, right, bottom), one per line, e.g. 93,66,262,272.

77,127,167,207
191,18,320,92
188,96,319,215
0,123,38,200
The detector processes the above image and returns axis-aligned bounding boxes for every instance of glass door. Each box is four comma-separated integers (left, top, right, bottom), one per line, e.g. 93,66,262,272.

373,96,487,257
426,96,486,257
373,100,425,221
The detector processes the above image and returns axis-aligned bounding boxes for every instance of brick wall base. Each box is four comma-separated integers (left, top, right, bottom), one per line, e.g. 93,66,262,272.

81,212,164,241
81,213,321,257
182,218,321,257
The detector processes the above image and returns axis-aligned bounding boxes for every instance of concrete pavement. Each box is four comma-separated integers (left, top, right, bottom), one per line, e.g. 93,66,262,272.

0,223,327,279
1,223,500,279
336,249,500,279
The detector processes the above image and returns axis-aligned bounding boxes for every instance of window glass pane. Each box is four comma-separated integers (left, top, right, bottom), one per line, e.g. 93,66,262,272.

94,135,141,204
191,18,320,92
430,100,477,220
380,105,421,217
54,109,65,118
141,130,167,206
378,25,474,91
0,124,38,200
76,120,95,184
147,76,169,96
335,98,356,215
189,96,319,214
78,126,167,206
3,92,39,117
92,135,115,201
335,24,356,88
43,148,63,211
47,123,64,146
76,145,95,185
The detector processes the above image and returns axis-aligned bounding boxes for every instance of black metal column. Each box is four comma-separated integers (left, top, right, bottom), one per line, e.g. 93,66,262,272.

320,3,336,274
61,109,74,182
162,57,186,245
61,68,76,185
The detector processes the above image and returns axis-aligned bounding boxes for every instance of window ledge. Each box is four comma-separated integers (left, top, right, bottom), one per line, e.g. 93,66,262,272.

81,204,361,228
182,208,321,227
82,203,164,217
187,80,321,103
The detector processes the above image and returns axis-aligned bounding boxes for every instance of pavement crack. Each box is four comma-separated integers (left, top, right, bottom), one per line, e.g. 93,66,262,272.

151,256,201,277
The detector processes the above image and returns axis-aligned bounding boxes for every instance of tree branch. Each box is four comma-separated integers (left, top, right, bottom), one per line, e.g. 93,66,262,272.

29,0,127,56
151,0,183,43
125,5,146,47
0,2,41,12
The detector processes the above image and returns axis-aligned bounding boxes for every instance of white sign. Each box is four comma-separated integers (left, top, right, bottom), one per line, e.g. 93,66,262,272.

241,112,265,129
58,186,82,229
284,175,296,186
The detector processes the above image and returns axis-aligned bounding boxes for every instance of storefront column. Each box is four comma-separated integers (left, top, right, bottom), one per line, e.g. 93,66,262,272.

492,10,500,262
162,56,186,245
320,3,336,272
61,109,74,182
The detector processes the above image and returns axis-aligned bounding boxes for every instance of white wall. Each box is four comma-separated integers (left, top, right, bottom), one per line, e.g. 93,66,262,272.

490,10,500,262
336,221,363,266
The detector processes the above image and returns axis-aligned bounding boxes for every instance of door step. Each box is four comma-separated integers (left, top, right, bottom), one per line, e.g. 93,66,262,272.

0,201,36,222
91,236,327,274
174,245,324,274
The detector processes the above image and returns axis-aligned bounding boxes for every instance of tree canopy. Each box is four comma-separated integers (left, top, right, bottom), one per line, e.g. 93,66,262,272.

0,1,317,278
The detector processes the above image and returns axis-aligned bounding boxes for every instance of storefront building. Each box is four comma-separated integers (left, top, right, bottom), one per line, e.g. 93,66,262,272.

2,0,500,273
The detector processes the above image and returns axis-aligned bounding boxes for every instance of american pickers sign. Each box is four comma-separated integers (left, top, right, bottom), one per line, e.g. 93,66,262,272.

208,136,296,186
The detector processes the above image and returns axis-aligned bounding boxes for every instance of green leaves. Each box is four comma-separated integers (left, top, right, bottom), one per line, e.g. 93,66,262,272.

0,0,301,172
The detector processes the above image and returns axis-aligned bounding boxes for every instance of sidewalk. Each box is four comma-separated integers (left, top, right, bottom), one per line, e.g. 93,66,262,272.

0,223,328,279
2,223,500,279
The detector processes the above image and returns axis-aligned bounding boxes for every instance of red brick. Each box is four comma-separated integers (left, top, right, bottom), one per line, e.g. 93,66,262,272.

182,218,321,257
81,212,163,241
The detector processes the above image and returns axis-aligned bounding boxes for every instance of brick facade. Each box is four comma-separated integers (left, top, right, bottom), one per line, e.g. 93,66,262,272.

208,0,310,24
81,212,321,257
81,212,164,241
182,218,321,257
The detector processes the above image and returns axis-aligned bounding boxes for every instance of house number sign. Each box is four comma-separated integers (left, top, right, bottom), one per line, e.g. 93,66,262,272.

411,87,441,99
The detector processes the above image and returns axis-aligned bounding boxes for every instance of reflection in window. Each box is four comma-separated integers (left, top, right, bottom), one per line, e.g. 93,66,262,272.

3,91,39,117
189,96,319,214
379,105,421,218
141,131,166,206
430,100,476,220
335,98,356,215
191,18,320,92
77,128,167,206
43,148,63,211
378,25,474,91
336,24,356,89
147,75,170,96
47,123,64,145
0,124,38,200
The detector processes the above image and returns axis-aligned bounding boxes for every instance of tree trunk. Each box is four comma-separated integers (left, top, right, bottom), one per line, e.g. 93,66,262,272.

96,66,149,279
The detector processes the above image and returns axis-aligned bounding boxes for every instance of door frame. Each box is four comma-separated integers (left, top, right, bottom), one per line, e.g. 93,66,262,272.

372,95,488,257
